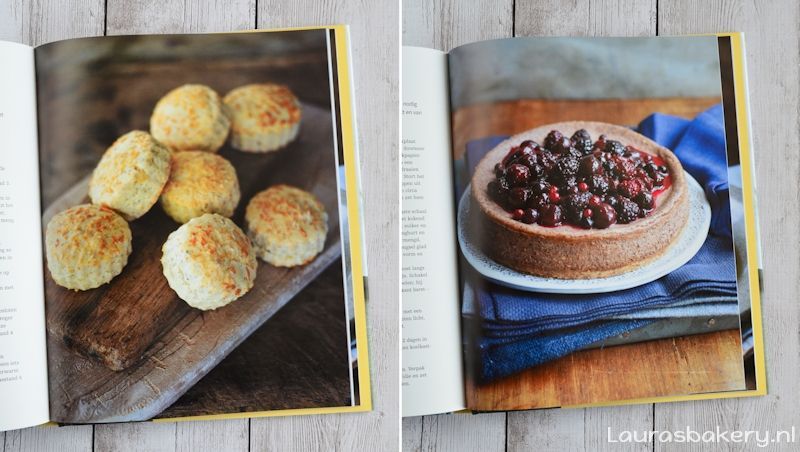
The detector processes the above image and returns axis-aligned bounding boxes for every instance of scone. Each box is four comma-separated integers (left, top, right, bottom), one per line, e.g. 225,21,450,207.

223,84,301,153
245,185,328,267
46,204,132,291
88,130,172,220
160,151,241,224
150,84,231,153
161,213,257,310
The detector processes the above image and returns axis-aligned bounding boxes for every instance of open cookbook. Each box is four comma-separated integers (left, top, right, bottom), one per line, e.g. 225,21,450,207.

402,34,765,417
0,25,370,431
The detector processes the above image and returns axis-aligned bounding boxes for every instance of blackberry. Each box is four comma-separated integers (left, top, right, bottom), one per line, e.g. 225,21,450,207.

617,179,642,199
506,163,530,187
634,190,654,211
604,139,626,155
508,187,531,208
616,197,641,224
531,180,550,195
590,174,610,195
578,155,602,177
529,193,551,210
554,156,579,182
544,130,564,150
521,208,539,225
562,192,592,223
571,129,593,154
553,136,573,155
538,204,563,227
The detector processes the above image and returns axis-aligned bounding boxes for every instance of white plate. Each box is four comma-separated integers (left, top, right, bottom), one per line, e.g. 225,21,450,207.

457,173,711,294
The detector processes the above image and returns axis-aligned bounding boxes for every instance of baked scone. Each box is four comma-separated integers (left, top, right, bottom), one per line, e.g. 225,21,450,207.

245,185,328,267
161,213,257,310
150,84,231,153
223,84,301,153
160,151,241,224
88,130,172,220
472,121,689,279
46,204,132,291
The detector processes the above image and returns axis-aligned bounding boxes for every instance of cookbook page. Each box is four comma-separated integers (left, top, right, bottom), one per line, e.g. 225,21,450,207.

401,46,465,416
35,28,369,424
0,41,50,431
448,36,763,411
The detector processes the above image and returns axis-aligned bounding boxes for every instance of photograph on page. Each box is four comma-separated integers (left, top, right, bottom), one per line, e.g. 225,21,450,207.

31,28,367,423
449,36,761,411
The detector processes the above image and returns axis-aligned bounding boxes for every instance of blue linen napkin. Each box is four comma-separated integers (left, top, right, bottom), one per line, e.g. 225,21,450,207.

466,104,738,382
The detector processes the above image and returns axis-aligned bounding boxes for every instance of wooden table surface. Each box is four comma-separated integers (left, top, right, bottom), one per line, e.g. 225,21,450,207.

404,0,799,451
0,0,398,450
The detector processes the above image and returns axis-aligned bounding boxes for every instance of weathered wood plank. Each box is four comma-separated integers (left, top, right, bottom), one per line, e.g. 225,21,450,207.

516,0,656,36
175,420,249,452
421,414,506,452
655,1,800,449
4,426,93,452
252,1,399,450
402,416,423,452
94,423,177,452
402,0,513,51
106,0,255,34
401,1,511,450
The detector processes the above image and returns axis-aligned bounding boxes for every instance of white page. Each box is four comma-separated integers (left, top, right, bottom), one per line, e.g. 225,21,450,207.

0,41,50,431
401,46,465,417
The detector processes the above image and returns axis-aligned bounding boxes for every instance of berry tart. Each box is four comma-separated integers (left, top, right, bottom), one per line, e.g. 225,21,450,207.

470,121,689,279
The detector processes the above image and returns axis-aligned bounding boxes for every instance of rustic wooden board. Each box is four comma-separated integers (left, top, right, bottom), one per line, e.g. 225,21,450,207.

158,264,352,418
467,330,745,411
44,104,345,423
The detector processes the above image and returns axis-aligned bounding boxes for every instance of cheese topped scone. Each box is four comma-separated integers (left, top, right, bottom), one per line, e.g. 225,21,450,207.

223,84,301,153
161,214,257,311
245,185,328,267
88,130,171,220
160,151,241,224
46,204,132,291
150,84,231,153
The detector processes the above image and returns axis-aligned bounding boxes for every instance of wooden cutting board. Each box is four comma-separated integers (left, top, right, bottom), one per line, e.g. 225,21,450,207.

45,104,344,423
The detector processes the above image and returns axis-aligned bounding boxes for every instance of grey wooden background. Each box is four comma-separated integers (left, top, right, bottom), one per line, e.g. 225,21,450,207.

0,0,398,451
403,0,800,451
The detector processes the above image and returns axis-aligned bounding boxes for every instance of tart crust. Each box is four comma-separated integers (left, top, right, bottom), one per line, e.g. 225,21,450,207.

471,121,690,279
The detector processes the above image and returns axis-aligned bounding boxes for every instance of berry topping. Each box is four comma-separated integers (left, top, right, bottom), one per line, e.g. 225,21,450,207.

508,187,531,208
488,129,671,229
616,197,641,224
571,129,593,154
593,203,618,229
507,163,530,186
544,130,564,150
521,208,539,224
539,205,563,227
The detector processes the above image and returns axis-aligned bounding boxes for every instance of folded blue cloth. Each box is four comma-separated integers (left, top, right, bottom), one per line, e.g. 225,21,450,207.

479,319,654,381
639,104,731,238
466,104,738,382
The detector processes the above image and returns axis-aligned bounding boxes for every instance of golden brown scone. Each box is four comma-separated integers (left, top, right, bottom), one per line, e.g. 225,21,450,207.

46,204,132,291
160,151,241,224
88,130,172,220
161,213,257,310
150,84,231,153
245,185,328,267
223,84,301,153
